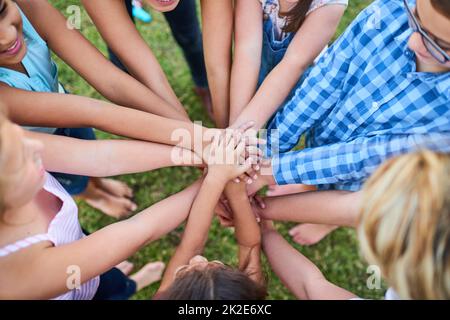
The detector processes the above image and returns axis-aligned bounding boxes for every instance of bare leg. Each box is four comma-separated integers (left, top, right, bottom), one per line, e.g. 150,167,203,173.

92,177,134,199
289,224,338,246
76,179,138,219
130,262,166,291
265,184,337,246
115,261,134,275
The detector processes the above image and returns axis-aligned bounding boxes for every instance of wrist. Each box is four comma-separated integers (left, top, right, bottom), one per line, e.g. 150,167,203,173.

260,158,276,186
205,169,229,187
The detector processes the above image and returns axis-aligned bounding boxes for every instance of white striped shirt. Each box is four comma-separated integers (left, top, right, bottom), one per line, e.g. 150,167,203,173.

0,173,100,300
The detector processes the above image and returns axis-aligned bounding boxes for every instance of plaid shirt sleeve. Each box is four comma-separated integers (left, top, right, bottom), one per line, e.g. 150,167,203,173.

266,12,362,156
271,133,450,186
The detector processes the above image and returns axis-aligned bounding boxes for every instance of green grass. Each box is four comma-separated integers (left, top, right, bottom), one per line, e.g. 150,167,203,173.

49,0,385,300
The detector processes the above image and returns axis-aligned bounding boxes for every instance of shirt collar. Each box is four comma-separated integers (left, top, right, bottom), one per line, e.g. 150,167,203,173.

395,30,450,99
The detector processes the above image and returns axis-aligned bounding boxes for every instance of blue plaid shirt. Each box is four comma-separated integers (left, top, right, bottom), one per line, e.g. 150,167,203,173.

266,0,450,191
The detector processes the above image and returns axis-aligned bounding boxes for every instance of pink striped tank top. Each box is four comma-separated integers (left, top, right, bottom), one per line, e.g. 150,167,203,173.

0,173,100,300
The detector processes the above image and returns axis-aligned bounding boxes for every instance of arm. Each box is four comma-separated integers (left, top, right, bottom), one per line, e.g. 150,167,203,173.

247,133,450,196
2,85,212,153
26,130,202,177
269,133,450,186
81,0,186,116
200,0,233,128
16,0,188,121
261,223,356,300
158,133,254,292
229,0,263,124
225,181,263,283
231,4,346,129
257,190,360,227
0,179,203,300
157,175,224,292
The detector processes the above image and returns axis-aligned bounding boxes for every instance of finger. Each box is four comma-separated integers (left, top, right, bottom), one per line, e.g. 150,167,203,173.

235,140,246,159
237,121,255,134
245,146,264,158
245,136,267,147
239,157,255,178
254,195,266,209
210,133,220,159
246,168,259,181
219,217,235,228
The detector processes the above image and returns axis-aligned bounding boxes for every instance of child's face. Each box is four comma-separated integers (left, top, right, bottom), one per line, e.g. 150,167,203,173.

407,0,450,72
0,0,26,67
1,122,45,210
144,0,180,13
174,255,225,278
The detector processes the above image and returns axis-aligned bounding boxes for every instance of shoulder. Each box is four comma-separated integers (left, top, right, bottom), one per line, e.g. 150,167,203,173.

335,0,408,48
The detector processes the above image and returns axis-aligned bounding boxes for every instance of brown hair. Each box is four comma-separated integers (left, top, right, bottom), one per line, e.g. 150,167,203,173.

358,151,450,299
280,0,314,33
431,0,450,19
155,266,267,300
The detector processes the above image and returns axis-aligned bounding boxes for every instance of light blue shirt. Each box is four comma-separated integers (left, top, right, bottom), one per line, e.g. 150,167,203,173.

0,6,60,134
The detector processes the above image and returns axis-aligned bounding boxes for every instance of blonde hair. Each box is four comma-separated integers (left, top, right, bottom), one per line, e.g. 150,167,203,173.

358,150,450,299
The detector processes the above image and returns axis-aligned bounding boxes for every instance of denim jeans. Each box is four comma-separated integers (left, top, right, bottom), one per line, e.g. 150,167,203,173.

108,0,208,88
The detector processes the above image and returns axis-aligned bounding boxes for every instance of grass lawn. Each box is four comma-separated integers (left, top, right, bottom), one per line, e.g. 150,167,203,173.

49,0,385,300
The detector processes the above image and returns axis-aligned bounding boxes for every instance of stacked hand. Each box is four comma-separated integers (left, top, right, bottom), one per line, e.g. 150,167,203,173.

202,122,265,183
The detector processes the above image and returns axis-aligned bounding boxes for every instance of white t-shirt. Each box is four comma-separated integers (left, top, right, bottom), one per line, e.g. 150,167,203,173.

260,0,349,40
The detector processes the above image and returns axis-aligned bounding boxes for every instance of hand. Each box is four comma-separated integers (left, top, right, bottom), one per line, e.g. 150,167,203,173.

206,130,256,184
228,123,266,185
202,122,262,166
215,196,234,228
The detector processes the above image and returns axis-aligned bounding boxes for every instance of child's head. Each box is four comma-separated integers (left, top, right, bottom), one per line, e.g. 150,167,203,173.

0,0,27,67
144,0,180,13
0,107,45,216
280,0,314,33
406,0,450,72
358,150,450,299
156,255,267,300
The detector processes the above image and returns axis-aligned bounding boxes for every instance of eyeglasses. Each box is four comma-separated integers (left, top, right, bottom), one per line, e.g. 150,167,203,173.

403,0,450,64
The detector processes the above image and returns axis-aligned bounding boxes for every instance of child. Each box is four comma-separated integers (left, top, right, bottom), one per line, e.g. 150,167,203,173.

259,150,450,300
241,0,450,245
0,107,260,299
156,134,266,300
83,0,213,120
229,0,348,128
0,0,234,218
223,0,348,240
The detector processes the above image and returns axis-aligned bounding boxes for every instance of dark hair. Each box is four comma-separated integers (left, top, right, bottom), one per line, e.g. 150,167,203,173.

155,266,267,300
431,0,450,19
280,0,314,33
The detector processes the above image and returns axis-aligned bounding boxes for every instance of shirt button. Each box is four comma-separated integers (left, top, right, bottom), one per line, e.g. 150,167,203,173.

372,102,379,109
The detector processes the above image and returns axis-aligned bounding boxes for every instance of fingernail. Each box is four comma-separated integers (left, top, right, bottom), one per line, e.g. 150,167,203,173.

255,165,260,171
247,179,253,184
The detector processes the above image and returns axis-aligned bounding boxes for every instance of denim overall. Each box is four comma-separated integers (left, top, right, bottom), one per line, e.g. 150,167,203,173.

259,14,312,143
260,14,318,163
257,15,309,100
